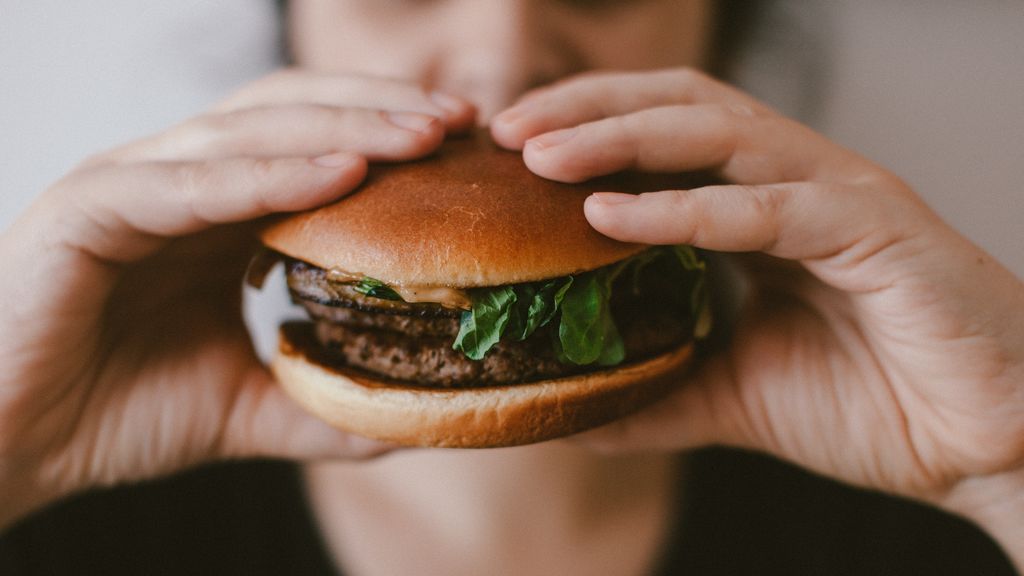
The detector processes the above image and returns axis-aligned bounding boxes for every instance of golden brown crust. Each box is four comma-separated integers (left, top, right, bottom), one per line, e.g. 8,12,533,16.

272,323,694,448
261,130,708,287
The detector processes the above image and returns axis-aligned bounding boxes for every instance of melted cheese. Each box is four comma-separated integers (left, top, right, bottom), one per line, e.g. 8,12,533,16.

327,267,471,310
326,269,363,283
392,285,472,310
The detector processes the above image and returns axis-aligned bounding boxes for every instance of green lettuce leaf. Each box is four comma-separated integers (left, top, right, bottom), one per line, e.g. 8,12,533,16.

670,245,712,338
353,277,402,301
506,278,574,341
452,286,517,360
557,271,623,365
451,245,710,365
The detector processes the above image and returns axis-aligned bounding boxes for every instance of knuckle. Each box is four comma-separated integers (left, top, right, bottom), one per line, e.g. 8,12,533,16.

248,157,278,182
609,111,634,134
659,189,701,243
179,111,235,148
702,103,739,126
667,66,708,88
171,160,204,190
169,161,212,213
611,115,643,160
725,102,760,120
863,171,913,198
250,67,304,94
712,101,763,128
326,105,363,129
664,188,693,210
748,185,787,250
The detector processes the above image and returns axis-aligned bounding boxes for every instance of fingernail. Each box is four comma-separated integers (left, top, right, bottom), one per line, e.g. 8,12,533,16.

528,127,578,150
312,151,359,168
385,111,437,133
589,192,638,205
430,91,466,114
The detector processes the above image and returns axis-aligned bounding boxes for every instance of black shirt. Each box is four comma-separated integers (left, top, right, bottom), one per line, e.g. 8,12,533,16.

1,448,1015,575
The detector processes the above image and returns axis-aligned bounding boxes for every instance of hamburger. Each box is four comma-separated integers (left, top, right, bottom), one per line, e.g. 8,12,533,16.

253,131,712,448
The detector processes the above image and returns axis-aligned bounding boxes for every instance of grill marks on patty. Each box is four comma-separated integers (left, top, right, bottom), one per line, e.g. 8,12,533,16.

285,258,690,388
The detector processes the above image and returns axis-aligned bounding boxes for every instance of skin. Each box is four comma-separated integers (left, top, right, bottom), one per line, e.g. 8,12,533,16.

0,75,477,525
1,0,1022,573
492,67,1024,525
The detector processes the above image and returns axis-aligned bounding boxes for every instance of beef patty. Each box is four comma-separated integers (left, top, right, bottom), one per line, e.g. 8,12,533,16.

285,259,691,388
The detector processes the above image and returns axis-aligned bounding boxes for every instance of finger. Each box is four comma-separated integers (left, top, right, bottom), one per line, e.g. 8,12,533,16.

220,368,398,461
215,69,476,132
573,354,750,454
102,105,445,164
491,68,764,149
47,153,367,265
520,104,871,185
584,182,930,289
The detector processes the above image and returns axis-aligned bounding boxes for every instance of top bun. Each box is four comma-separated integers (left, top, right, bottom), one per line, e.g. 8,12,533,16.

261,130,704,288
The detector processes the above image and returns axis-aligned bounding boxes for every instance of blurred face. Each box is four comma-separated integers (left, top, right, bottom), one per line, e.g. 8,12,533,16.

289,0,714,119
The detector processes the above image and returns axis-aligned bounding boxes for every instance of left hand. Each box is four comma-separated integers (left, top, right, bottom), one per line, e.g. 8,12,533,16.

490,68,1024,545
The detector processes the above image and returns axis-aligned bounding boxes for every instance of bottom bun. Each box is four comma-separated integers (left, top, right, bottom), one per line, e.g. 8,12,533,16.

272,322,694,448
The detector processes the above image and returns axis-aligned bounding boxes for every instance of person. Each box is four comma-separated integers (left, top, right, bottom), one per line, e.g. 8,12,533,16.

1,1,1021,574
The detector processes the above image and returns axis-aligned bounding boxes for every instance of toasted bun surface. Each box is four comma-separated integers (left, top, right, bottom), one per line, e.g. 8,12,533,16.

261,131,706,288
272,323,694,448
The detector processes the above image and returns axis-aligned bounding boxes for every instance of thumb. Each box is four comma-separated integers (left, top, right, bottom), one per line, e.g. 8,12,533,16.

220,368,399,461
574,352,752,454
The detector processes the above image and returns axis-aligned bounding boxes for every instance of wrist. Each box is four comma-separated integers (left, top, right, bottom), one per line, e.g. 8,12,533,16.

941,468,1024,572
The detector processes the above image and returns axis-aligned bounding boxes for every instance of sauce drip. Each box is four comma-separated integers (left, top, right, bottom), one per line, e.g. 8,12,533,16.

327,267,471,310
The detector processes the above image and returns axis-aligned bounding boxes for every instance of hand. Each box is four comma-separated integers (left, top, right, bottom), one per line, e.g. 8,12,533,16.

492,68,1024,557
0,70,476,528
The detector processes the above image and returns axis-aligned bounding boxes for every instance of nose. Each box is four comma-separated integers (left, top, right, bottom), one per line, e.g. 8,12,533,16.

430,0,573,122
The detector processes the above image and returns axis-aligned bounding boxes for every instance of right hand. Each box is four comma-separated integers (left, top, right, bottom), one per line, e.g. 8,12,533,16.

0,70,476,529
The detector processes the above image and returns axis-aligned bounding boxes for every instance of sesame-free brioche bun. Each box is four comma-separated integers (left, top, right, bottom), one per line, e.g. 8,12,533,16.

260,131,704,288
273,323,694,448
260,131,708,448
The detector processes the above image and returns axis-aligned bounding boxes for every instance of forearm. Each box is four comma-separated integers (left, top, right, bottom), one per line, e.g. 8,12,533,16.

943,469,1024,573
